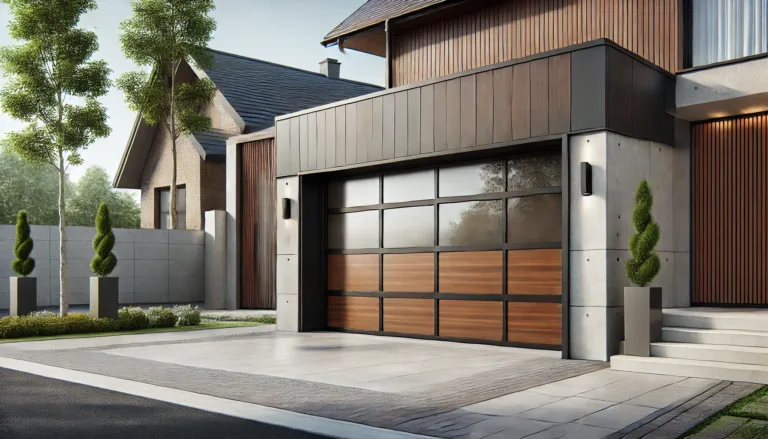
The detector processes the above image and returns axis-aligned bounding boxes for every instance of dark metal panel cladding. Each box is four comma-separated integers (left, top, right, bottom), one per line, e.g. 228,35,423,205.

476,71,494,146
395,91,408,157
276,119,291,176
407,88,421,156
382,94,396,159
511,63,530,141
371,96,384,161
357,99,372,163
299,173,327,330
434,81,448,151
460,74,477,148
530,58,549,138
632,59,674,145
446,78,461,150
548,53,570,135
570,46,606,132
605,46,633,135
421,84,435,153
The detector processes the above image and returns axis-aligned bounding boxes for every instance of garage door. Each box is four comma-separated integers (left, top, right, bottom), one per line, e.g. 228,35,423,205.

325,150,563,349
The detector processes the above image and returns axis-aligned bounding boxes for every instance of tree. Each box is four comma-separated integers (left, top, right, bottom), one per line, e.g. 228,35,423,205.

90,203,117,277
0,151,63,225
117,0,217,230
11,210,35,277
68,167,140,228
0,0,111,315
625,180,661,287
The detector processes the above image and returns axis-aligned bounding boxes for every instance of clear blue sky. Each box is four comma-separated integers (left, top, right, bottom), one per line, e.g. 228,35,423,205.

0,0,384,185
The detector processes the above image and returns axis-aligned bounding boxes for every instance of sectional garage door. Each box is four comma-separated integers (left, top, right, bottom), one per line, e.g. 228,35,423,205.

325,150,564,349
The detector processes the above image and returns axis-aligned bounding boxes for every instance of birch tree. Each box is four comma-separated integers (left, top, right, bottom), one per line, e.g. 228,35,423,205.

117,0,217,230
0,0,111,316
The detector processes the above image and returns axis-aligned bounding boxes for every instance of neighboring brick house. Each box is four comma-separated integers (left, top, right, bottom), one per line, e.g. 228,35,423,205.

113,49,382,230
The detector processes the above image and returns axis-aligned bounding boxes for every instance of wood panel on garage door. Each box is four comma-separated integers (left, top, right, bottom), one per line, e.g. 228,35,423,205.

693,113,768,305
326,150,563,349
240,138,277,309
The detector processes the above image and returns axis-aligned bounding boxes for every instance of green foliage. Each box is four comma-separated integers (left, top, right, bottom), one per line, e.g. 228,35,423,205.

625,180,661,287
0,0,111,168
11,210,35,276
68,167,141,229
146,307,178,328
173,305,201,326
0,314,120,339
117,307,149,330
90,203,117,276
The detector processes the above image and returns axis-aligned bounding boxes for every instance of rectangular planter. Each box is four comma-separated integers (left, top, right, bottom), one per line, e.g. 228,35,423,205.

624,287,662,357
90,277,119,320
10,277,37,316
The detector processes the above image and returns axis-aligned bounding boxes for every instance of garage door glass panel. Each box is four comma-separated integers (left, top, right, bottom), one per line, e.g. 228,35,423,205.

507,194,562,243
383,169,435,203
507,154,561,190
384,206,434,248
328,176,380,208
439,201,503,246
328,210,380,249
439,160,504,197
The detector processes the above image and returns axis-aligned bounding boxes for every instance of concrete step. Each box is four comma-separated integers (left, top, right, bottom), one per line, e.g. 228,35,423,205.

652,342,768,366
663,308,768,331
611,355,768,384
663,327,768,348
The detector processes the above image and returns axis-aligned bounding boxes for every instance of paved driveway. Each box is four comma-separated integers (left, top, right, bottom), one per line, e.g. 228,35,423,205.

0,327,741,438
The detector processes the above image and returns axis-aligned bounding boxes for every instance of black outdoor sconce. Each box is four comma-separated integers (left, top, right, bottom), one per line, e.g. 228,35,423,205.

581,162,592,196
282,198,291,219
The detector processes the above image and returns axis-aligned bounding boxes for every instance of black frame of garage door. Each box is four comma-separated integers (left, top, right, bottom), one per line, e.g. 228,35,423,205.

298,135,570,359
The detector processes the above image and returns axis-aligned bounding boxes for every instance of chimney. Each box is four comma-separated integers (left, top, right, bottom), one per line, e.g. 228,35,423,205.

319,58,341,79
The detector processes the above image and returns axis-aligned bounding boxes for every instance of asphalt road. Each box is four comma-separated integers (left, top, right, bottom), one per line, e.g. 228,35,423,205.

0,367,330,439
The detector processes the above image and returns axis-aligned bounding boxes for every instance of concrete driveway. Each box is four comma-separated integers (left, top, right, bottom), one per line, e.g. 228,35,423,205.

0,327,752,438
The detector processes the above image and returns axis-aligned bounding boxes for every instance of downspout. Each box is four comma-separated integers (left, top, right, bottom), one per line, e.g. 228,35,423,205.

385,18,392,89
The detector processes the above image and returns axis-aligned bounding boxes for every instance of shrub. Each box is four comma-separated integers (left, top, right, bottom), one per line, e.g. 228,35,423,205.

90,203,117,277
173,305,201,326
11,210,35,276
0,314,120,339
146,307,178,328
625,180,661,287
117,307,149,330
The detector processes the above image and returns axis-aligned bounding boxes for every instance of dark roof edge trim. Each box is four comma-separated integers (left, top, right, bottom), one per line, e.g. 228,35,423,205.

112,113,144,189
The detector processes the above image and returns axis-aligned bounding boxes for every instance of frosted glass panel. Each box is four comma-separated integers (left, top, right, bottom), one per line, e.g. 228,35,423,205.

693,0,768,66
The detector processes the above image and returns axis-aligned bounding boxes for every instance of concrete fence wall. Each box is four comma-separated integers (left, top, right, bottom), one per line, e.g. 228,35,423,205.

0,224,206,310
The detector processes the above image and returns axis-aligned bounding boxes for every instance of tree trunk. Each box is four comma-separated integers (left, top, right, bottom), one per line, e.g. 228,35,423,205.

58,153,68,316
170,137,177,229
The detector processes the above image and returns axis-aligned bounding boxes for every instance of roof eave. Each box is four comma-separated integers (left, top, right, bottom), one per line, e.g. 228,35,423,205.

112,113,144,189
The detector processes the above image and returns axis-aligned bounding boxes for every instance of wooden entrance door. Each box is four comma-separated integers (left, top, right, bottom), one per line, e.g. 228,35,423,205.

325,150,564,349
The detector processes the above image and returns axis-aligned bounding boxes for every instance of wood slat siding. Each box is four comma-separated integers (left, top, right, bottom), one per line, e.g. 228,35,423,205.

693,114,768,305
328,254,380,292
439,251,503,294
390,0,680,86
327,296,379,331
383,253,435,292
240,139,277,309
278,50,571,177
507,249,562,295
383,298,434,335
507,302,562,345
440,300,503,341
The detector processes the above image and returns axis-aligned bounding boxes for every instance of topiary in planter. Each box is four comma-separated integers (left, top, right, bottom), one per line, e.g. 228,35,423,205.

625,180,660,287
90,203,117,277
11,210,35,276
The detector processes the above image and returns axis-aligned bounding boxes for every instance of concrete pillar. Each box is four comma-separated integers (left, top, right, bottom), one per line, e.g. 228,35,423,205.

569,131,678,361
225,139,241,310
276,176,299,332
204,210,227,309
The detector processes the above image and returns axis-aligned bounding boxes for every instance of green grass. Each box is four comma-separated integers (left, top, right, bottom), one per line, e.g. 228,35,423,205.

0,321,263,344
683,386,768,437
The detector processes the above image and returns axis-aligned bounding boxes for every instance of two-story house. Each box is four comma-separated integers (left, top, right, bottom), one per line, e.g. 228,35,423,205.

227,0,768,380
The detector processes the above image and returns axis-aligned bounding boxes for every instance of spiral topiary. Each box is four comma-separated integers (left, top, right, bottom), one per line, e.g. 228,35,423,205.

11,210,35,276
90,203,117,277
625,180,660,287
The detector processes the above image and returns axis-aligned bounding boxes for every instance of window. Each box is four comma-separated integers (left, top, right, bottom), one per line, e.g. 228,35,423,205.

383,169,434,203
439,201,503,246
438,160,504,197
692,0,768,66
383,206,434,248
328,210,380,249
328,176,379,208
158,186,186,230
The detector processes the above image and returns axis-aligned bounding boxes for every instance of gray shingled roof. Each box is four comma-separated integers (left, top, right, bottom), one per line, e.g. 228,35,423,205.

192,130,233,159
323,0,448,44
201,49,383,133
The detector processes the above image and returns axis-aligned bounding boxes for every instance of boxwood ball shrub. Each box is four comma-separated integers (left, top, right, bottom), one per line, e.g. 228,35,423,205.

173,305,201,326
117,307,149,330
146,307,178,328
11,210,35,276
625,180,661,287
90,203,117,277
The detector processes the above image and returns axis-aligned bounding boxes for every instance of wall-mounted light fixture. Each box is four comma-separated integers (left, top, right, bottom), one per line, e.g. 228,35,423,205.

282,198,291,219
580,162,592,196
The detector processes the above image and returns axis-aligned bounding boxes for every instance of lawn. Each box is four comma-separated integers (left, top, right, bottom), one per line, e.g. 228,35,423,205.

0,320,264,344
684,386,768,438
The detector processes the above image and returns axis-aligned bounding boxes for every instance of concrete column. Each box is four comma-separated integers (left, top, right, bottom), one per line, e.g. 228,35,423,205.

569,131,678,361
673,119,691,308
225,140,240,310
205,210,227,309
276,176,299,332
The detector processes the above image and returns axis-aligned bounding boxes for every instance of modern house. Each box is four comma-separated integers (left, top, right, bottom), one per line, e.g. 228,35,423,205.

114,49,381,232
226,0,768,379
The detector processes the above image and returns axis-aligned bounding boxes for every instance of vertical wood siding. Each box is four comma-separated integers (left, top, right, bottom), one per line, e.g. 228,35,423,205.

390,0,679,86
241,138,277,309
693,114,768,305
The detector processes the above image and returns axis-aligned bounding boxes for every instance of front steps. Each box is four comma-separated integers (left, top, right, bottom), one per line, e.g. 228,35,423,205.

611,308,768,384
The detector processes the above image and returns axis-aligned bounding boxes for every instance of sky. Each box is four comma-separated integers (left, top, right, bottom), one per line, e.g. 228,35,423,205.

0,0,384,187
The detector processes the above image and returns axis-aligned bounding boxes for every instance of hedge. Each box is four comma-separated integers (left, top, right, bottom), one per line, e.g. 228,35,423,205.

0,314,119,339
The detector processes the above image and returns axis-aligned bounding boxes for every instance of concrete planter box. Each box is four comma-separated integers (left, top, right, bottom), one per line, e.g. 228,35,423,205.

9,277,37,316
90,277,118,320
624,287,662,357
